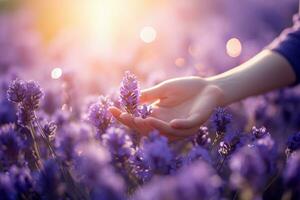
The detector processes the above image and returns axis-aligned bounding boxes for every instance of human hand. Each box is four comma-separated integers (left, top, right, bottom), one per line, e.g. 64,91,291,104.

110,76,224,139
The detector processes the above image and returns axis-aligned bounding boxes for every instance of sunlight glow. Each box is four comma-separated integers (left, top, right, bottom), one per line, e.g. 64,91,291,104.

51,67,63,79
140,26,157,43
226,38,242,58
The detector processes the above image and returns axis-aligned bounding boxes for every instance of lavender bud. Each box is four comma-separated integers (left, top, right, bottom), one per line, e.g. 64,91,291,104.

101,127,133,160
119,71,140,116
43,121,57,140
193,126,211,148
251,126,269,140
87,96,113,135
211,107,232,135
286,132,300,157
22,81,44,110
138,104,153,119
7,79,26,103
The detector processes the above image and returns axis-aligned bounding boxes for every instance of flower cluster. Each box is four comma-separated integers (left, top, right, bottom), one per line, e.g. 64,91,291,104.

211,107,232,135
7,79,43,127
119,71,152,118
87,96,113,135
0,1,299,199
1,72,300,200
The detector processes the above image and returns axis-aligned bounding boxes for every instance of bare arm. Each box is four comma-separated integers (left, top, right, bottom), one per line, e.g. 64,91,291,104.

110,50,296,138
208,50,296,106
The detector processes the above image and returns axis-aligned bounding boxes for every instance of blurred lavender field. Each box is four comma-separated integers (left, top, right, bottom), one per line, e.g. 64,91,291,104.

1,0,300,200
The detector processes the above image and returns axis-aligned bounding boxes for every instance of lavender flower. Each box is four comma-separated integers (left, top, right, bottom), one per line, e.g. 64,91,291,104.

119,71,140,116
7,79,26,103
134,161,222,200
211,107,232,135
284,151,300,193
184,146,212,164
251,126,270,141
101,127,133,160
43,121,57,140
138,104,153,119
55,123,94,164
8,166,35,198
0,173,16,200
74,143,125,200
87,96,113,135
253,135,277,174
0,97,17,125
286,132,300,157
37,159,66,200
136,131,173,175
229,146,267,194
7,79,43,127
192,126,211,148
0,124,24,168
218,131,248,157
21,81,44,110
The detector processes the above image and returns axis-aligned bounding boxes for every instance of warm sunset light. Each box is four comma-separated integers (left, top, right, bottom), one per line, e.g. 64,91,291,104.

51,67,63,79
226,37,242,58
140,26,157,43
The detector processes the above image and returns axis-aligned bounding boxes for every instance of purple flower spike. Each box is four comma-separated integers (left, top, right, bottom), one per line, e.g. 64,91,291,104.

7,79,44,127
0,124,24,168
102,127,133,159
286,132,300,157
7,79,26,103
284,151,300,192
43,121,57,140
211,107,232,135
120,71,140,116
193,126,211,148
22,81,44,110
136,131,173,175
87,96,113,135
229,146,267,193
251,126,270,140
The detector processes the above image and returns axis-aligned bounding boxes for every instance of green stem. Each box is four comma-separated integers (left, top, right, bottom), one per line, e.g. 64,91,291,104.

217,156,226,173
29,122,42,170
34,116,89,200
264,172,280,192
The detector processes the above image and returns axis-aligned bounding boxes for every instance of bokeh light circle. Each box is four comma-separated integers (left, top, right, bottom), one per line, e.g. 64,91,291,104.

51,67,63,79
140,26,157,43
226,38,242,58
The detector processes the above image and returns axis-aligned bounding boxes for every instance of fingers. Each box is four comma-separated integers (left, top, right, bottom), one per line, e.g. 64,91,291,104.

109,106,122,119
145,117,197,138
170,87,220,129
109,107,195,140
109,107,137,129
109,107,151,135
133,117,154,135
140,85,164,103
170,114,204,129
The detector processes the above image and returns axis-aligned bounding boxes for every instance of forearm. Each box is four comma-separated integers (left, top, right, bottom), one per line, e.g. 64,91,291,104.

207,50,296,106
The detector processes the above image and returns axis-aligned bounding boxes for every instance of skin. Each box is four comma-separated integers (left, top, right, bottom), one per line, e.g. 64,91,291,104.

110,50,296,140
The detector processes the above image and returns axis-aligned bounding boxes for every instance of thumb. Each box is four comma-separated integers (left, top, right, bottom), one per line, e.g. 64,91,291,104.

140,85,164,103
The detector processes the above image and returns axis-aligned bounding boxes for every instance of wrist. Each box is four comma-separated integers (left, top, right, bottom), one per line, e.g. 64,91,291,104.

205,77,228,107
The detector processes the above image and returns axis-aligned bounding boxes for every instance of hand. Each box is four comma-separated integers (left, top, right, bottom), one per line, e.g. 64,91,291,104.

110,76,224,139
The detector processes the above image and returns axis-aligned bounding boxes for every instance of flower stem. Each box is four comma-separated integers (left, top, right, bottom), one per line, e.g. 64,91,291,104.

29,122,42,170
